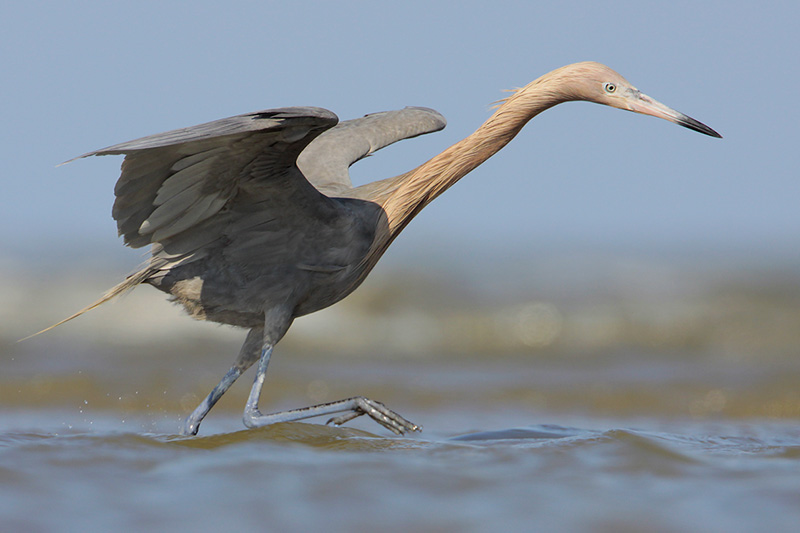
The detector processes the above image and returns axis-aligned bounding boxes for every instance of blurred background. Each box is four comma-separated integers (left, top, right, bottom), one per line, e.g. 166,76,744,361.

1,1,799,428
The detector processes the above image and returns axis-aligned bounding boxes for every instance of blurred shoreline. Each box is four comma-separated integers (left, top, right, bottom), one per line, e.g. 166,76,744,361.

4,248,799,359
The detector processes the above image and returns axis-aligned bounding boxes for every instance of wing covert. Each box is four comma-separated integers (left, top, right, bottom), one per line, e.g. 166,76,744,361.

297,107,446,195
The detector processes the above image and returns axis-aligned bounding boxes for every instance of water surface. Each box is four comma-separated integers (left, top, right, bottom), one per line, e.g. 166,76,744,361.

2,341,799,532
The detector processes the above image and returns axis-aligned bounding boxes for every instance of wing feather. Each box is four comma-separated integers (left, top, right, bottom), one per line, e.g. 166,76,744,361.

70,107,338,248
152,158,218,206
170,146,228,172
150,194,229,242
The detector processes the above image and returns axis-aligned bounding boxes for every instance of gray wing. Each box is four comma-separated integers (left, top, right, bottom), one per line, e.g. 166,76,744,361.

71,107,338,248
297,106,446,196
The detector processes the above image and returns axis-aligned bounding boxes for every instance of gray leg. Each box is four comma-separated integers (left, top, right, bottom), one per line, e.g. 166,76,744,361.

182,366,242,436
242,343,421,435
182,327,263,436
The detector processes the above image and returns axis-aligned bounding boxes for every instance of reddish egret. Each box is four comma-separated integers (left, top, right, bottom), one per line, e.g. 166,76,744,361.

44,62,720,435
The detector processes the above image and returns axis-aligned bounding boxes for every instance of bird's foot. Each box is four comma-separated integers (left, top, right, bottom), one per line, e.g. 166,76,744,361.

242,395,420,435
182,399,213,436
326,396,421,435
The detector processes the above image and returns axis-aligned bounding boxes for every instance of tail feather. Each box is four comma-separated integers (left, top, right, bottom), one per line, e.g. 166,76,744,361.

19,268,153,342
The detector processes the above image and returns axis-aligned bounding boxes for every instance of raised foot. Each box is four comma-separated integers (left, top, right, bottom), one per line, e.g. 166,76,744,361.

242,395,421,435
326,396,421,435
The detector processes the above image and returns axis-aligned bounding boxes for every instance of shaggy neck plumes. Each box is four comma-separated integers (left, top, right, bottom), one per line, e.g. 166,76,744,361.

368,66,579,240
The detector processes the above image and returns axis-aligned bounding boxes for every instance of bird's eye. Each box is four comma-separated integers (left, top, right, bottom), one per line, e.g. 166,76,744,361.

604,83,617,94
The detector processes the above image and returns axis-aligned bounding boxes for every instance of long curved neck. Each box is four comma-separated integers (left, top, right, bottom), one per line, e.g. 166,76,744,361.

369,69,576,238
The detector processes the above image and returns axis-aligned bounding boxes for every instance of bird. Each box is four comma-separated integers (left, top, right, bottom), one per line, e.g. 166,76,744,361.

43,62,720,436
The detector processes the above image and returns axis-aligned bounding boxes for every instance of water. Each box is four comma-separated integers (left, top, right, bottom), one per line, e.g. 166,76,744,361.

3,260,800,531
2,421,798,533
2,341,799,532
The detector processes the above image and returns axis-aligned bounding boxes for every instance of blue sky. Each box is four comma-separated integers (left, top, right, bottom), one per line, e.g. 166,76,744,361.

2,1,797,268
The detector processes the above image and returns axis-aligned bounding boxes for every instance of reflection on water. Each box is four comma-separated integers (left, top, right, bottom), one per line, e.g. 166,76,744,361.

1,255,800,530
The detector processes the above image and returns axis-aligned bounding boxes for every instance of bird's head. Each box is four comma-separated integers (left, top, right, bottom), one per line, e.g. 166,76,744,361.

562,61,721,138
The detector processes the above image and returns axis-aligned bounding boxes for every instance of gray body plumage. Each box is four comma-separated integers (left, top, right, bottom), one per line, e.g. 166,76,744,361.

78,107,445,332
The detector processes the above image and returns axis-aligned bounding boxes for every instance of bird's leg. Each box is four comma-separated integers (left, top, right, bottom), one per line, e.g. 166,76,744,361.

242,343,420,435
243,343,275,423
182,327,263,436
182,366,242,436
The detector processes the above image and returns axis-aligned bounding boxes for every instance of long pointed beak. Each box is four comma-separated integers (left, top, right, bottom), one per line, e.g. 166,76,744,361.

629,92,722,138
